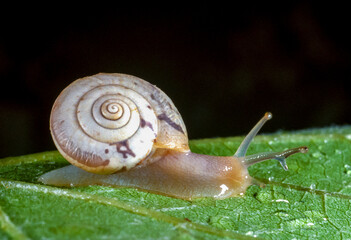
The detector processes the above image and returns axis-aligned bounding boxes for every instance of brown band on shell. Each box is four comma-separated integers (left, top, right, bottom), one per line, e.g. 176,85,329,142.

140,118,154,131
70,147,110,167
157,113,184,134
110,140,136,159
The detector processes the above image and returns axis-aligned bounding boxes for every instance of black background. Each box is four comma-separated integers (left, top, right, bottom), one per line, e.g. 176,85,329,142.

0,3,350,157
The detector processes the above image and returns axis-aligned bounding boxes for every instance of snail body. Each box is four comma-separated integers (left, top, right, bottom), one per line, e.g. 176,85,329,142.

40,151,250,199
39,73,308,200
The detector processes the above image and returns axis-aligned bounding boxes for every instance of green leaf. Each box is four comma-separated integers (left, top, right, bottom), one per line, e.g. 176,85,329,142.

1,126,351,239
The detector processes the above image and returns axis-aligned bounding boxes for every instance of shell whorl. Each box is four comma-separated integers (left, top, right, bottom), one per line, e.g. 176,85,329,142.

50,73,189,174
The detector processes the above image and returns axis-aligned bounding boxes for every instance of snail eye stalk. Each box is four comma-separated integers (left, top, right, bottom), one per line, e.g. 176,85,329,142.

234,112,308,170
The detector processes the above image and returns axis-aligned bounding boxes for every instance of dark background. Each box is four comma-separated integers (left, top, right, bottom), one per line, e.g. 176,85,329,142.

0,3,350,158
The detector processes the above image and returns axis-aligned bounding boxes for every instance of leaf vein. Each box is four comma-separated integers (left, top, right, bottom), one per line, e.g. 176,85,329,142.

0,205,29,240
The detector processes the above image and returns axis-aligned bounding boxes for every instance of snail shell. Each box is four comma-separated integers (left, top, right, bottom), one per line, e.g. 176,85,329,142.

50,73,189,174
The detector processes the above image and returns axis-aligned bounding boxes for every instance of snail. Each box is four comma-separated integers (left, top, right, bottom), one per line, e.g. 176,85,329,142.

39,73,308,200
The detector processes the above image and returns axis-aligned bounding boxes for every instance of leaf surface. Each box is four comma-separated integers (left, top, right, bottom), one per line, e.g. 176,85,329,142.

1,126,351,239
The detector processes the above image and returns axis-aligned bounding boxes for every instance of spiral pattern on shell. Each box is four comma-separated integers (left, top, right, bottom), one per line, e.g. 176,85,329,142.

50,73,189,174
